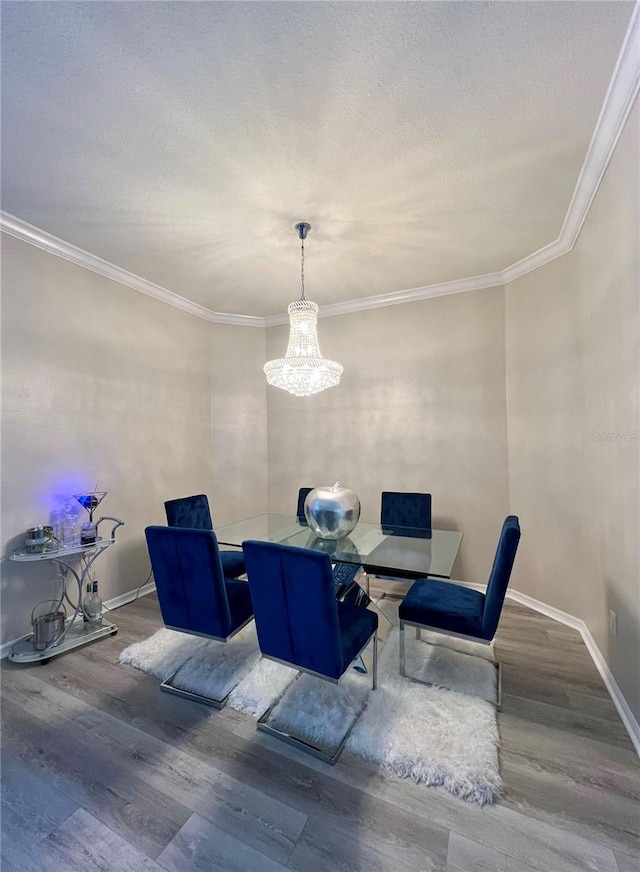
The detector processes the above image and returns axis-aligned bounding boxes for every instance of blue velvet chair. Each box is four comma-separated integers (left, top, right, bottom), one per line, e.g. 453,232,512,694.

242,539,378,763
296,487,314,524
363,491,433,591
145,525,254,708
380,491,432,532
164,493,246,580
398,515,521,708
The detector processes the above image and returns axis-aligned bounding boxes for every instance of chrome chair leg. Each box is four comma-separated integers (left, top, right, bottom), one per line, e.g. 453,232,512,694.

399,619,501,707
160,671,230,709
372,633,378,690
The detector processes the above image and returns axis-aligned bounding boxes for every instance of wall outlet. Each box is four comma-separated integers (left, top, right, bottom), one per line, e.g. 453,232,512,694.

609,610,618,635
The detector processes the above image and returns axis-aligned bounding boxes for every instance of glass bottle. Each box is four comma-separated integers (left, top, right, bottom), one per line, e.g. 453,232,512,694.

83,581,103,625
80,520,97,546
62,503,81,548
82,582,92,624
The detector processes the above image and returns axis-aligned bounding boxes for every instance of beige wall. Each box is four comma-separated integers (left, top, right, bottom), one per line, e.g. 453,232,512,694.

1,103,637,726
266,288,510,584
505,100,640,717
0,235,267,646
211,323,268,526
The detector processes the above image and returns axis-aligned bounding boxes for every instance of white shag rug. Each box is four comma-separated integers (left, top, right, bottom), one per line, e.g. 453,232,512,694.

120,603,502,805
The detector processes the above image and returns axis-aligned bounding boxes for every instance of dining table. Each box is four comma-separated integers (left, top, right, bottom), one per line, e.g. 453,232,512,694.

215,513,463,581
215,513,463,675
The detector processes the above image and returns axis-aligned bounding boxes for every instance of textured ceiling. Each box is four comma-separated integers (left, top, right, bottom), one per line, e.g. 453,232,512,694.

1,1,635,317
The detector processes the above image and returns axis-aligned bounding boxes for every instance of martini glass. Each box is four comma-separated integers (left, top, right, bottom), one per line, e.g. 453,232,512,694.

74,492,107,545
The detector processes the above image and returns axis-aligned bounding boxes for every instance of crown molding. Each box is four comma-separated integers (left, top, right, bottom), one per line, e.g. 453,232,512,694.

263,270,505,326
318,270,505,318
502,3,640,286
2,4,638,322
500,236,570,285
560,2,640,250
0,212,263,327
322,270,504,315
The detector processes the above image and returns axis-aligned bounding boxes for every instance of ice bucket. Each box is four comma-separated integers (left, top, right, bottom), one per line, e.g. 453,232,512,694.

32,601,66,651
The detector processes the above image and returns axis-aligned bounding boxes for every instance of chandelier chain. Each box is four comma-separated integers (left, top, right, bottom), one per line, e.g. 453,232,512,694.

300,236,305,301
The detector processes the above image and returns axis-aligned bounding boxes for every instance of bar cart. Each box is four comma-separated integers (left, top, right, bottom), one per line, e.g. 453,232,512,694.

8,516,124,664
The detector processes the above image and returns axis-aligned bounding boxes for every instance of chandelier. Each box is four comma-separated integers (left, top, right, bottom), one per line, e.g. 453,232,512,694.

264,222,343,397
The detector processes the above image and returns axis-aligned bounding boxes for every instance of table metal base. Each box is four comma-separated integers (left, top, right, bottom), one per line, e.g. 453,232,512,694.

337,573,393,675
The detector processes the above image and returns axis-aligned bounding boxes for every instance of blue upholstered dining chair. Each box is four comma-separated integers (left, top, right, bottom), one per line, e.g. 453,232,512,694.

363,491,433,591
144,525,254,708
296,487,314,524
164,493,246,580
398,515,521,708
380,491,432,532
242,539,379,764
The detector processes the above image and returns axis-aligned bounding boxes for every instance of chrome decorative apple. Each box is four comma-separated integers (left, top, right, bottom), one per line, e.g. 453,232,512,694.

304,482,361,540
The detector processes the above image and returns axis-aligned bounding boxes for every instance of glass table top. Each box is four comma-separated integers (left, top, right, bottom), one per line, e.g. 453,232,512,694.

215,514,463,579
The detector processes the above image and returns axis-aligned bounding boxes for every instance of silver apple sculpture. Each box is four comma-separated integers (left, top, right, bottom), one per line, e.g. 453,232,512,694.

304,482,361,540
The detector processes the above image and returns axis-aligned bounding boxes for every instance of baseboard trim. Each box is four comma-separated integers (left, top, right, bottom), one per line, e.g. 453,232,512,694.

103,581,157,611
507,588,640,757
2,578,637,755
445,579,639,755
506,588,585,630
0,582,158,660
0,632,31,660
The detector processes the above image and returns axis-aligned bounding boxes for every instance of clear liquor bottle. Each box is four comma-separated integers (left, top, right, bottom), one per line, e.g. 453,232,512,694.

62,503,81,548
82,582,92,624
83,581,103,625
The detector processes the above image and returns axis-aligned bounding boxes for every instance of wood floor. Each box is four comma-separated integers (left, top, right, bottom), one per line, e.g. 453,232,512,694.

1,587,639,872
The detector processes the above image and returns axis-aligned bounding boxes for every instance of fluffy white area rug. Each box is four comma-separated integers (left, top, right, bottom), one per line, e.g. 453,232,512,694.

119,603,502,805
120,623,261,700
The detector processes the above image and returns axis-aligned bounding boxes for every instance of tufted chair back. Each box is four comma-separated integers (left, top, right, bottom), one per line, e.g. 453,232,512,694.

380,492,432,531
164,494,213,530
296,487,314,524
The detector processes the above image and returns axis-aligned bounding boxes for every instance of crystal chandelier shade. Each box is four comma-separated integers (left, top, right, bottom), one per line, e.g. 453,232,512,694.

264,223,343,397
